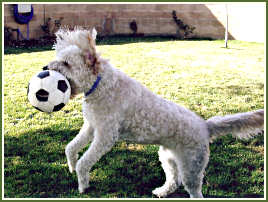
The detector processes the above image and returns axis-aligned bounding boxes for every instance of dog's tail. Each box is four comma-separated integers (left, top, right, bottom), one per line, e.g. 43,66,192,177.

206,109,264,141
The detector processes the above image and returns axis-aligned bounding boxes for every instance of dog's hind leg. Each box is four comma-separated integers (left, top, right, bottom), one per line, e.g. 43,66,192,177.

152,146,180,197
177,143,209,198
65,121,94,173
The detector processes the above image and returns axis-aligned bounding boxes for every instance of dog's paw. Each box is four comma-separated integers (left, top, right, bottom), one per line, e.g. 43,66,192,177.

77,168,90,194
67,154,78,173
152,187,169,198
68,165,75,173
67,161,76,173
153,181,179,198
79,183,89,194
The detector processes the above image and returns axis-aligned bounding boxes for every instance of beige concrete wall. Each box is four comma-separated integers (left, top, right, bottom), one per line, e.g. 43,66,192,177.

4,3,265,42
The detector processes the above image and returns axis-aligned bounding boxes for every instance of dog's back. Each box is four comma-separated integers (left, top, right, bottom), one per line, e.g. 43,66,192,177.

109,68,210,146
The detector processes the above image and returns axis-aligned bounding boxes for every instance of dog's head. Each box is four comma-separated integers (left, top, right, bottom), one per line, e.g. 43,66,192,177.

44,27,101,98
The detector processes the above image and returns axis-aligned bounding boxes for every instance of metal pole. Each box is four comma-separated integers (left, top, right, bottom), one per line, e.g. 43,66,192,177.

225,4,228,48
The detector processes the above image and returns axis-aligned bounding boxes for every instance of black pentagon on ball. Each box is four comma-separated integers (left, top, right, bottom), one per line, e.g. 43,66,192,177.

36,89,49,102
53,103,65,112
37,71,50,79
57,80,68,93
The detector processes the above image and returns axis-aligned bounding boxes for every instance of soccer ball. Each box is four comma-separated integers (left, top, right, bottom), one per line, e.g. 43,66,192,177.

27,70,71,113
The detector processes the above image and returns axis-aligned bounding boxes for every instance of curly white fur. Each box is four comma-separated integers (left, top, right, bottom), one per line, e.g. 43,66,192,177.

46,28,264,198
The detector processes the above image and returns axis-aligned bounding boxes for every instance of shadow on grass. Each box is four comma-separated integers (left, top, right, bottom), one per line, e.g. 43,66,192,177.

4,126,163,198
4,35,216,55
4,45,54,55
97,35,214,46
4,126,264,198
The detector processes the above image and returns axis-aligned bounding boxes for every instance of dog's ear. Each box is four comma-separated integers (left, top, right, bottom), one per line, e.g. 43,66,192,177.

85,51,100,75
85,27,100,75
90,27,97,41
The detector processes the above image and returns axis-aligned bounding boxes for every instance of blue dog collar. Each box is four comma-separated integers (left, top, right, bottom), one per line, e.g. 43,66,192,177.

84,75,102,97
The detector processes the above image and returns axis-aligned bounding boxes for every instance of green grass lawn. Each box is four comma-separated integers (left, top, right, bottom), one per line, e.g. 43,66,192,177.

3,38,264,198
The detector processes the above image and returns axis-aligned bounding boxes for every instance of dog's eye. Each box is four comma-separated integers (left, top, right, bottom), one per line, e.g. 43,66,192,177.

63,61,69,66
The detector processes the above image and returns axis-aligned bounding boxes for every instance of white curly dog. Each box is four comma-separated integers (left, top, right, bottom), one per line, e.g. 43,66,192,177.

44,28,264,198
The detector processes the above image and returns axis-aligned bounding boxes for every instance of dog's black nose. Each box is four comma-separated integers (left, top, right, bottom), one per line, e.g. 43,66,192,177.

43,65,48,70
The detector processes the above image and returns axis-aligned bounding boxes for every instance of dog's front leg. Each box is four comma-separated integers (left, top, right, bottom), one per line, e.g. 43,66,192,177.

65,121,94,173
75,127,118,193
